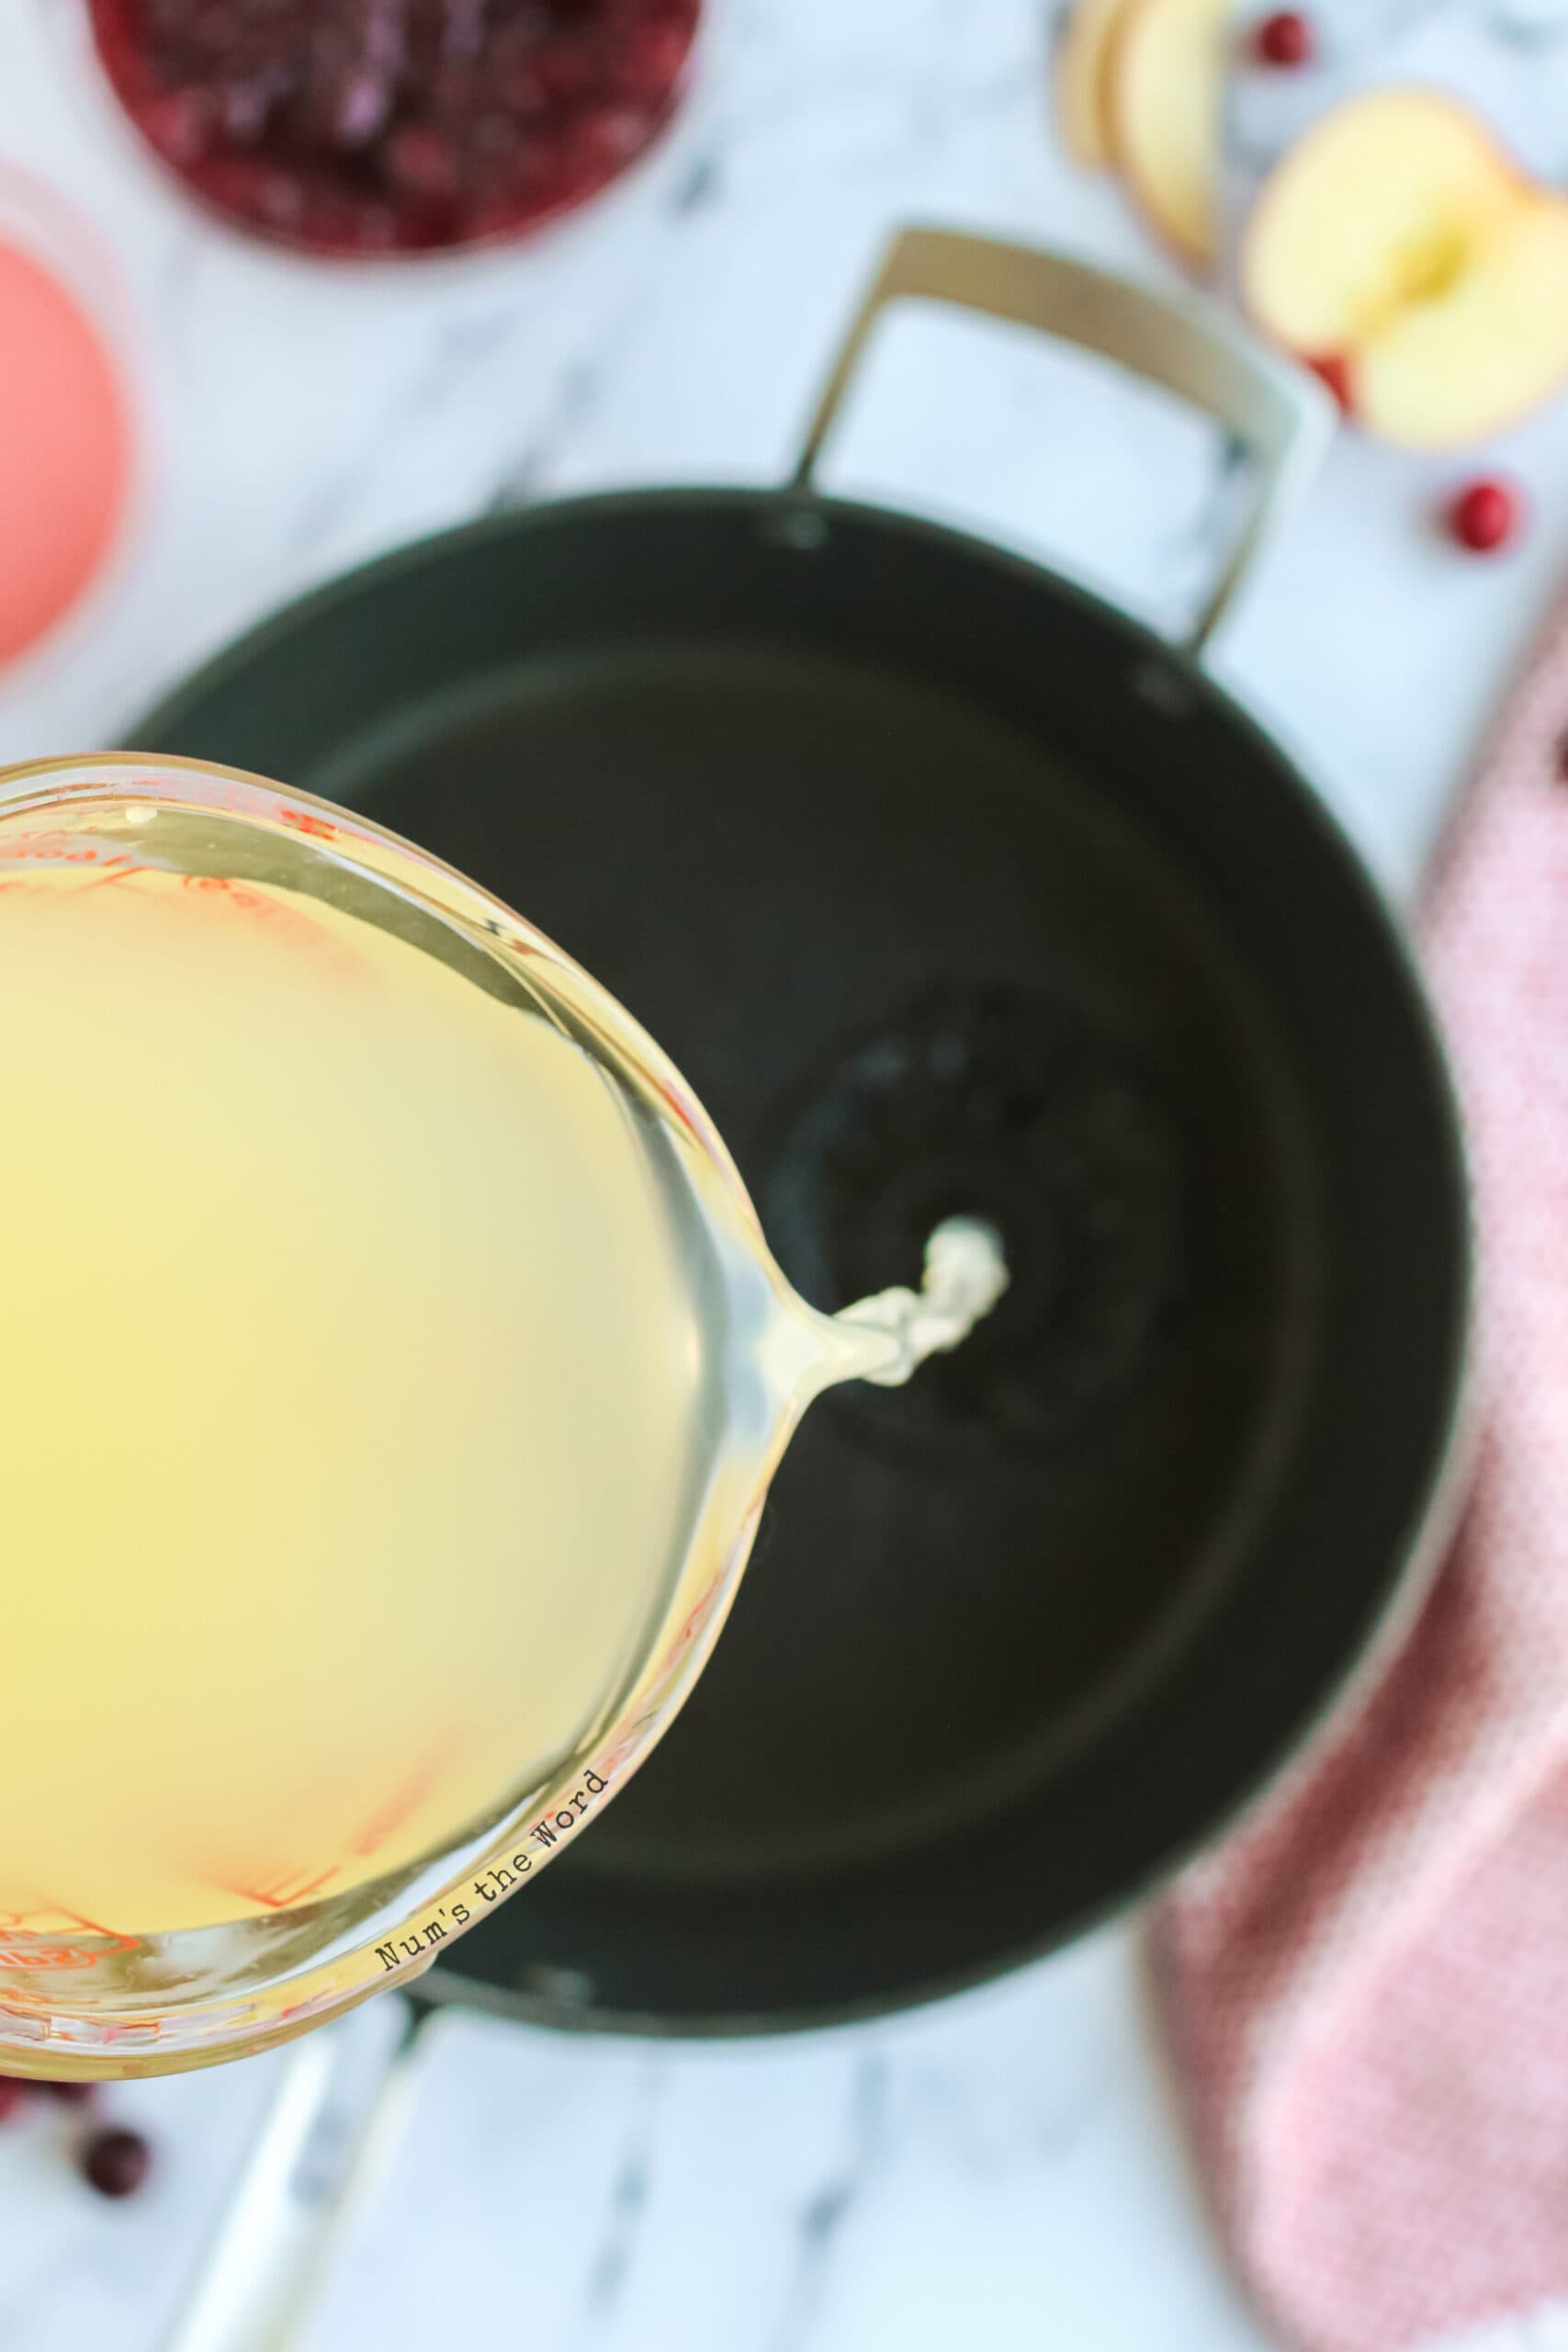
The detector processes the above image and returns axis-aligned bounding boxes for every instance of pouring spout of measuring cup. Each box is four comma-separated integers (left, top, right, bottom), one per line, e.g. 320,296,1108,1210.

829,1217,1010,1387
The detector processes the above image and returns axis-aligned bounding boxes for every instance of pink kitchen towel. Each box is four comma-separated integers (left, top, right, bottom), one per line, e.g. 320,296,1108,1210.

1152,593,1568,2352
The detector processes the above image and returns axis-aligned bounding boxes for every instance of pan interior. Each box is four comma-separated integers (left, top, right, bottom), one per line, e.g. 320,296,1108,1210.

135,493,1461,2028
316,632,1317,1881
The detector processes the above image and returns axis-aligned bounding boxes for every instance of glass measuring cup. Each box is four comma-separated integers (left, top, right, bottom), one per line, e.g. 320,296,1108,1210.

0,752,1003,2079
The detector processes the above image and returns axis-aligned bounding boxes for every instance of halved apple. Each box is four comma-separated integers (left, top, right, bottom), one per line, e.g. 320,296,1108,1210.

1242,90,1568,449
1055,0,1140,170
1110,0,1231,266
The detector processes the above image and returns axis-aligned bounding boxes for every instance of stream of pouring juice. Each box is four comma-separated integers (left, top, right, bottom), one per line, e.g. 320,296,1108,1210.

0,839,750,1939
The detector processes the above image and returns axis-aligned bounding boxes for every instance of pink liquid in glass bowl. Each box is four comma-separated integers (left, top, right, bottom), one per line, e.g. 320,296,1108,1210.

85,0,703,261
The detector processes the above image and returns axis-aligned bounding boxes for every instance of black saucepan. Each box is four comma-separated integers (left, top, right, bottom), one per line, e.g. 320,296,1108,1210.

131,229,1470,2043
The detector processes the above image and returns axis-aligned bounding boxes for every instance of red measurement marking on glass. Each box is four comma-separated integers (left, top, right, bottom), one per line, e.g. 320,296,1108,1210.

0,836,108,862
175,872,366,980
62,1907,132,1947
274,1994,331,2027
604,1570,732,1778
0,1902,136,1955
673,1576,724,1655
275,806,337,841
595,1728,642,1782
183,875,257,908
0,842,142,896
0,1946,102,1970
209,1864,341,1912
347,1737,453,1860
78,856,140,889
650,1078,701,1139
181,875,270,906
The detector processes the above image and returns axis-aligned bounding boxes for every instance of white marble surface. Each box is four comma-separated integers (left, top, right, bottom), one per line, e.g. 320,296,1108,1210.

4,1,1568,2346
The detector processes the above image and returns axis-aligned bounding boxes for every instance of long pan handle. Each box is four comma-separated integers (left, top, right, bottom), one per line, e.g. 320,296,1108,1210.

790,225,1334,660
162,1997,432,2352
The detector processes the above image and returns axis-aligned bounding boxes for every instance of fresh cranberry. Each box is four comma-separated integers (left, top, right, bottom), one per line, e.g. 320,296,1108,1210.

533,38,602,104
1448,477,1523,554
385,123,462,202
81,2126,152,2199
616,22,693,96
136,85,216,163
41,2079,96,2105
299,188,400,258
1255,11,1314,65
220,71,290,143
1307,354,1353,413
0,2078,28,2123
570,102,657,175
86,0,701,257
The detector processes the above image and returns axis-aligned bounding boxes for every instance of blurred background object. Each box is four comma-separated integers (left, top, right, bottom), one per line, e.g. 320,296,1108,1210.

83,0,703,257
0,164,138,673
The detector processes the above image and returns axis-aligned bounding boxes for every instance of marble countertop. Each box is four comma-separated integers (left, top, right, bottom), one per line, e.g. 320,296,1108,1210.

4,3,1568,2347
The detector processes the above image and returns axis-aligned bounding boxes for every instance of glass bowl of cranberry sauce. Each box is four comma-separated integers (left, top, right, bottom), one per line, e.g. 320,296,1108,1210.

83,0,703,260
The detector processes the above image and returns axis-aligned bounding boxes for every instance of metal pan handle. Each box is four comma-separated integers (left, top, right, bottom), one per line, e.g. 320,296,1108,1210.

162,2000,433,2352
790,225,1334,660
